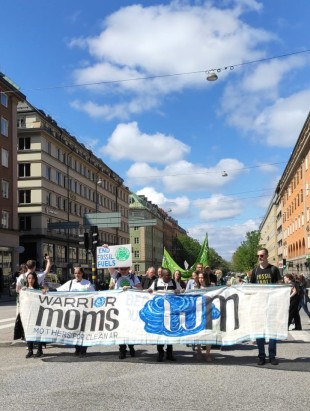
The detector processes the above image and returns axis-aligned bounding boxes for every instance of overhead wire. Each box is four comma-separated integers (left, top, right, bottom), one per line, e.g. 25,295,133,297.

2,48,310,93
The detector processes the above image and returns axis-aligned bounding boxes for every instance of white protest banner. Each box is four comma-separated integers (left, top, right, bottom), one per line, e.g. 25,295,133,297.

20,285,290,347
96,244,132,269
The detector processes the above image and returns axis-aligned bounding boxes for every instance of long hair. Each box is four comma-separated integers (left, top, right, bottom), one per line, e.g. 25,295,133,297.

26,271,40,289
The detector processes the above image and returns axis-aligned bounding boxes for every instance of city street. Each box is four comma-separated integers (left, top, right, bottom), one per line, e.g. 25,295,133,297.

1,297,309,411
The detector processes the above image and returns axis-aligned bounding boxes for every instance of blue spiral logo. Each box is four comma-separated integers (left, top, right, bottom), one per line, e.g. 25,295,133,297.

94,297,106,308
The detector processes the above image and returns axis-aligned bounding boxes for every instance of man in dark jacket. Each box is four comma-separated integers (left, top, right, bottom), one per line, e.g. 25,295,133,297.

141,266,156,290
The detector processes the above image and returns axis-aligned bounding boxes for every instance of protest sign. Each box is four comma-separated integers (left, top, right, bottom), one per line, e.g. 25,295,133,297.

96,244,132,269
20,285,290,346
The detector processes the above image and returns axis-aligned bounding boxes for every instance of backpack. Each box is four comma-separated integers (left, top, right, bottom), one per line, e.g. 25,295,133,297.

153,278,176,291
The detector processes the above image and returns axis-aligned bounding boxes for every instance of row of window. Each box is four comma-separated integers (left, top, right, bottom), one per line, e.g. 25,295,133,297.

18,136,128,203
283,189,304,221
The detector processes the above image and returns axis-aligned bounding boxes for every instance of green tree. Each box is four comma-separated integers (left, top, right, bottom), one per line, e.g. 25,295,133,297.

173,235,230,273
172,234,201,268
231,230,261,272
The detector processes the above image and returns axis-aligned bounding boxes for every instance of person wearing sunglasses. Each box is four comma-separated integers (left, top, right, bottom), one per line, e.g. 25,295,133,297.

250,247,282,366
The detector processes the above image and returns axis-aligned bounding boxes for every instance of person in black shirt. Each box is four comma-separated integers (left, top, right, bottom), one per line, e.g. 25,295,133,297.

251,247,282,365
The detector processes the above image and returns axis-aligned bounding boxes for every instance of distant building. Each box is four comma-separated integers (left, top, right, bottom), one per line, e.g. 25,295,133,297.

0,73,25,280
129,193,186,274
259,113,310,274
17,100,130,280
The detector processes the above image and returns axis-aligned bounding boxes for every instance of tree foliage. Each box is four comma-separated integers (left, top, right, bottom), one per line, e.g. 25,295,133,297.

173,235,230,272
172,234,200,268
231,230,261,272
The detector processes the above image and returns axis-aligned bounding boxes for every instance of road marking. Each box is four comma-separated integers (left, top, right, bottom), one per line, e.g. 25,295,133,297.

0,317,15,323
0,323,15,330
289,331,310,342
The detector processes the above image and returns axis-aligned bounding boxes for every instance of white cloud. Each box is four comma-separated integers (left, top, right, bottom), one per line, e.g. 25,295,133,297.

126,158,245,192
193,194,243,221
101,122,190,163
69,2,273,119
136,187,191,217
220,55,310,147
254,90,310,147
188,218,259,260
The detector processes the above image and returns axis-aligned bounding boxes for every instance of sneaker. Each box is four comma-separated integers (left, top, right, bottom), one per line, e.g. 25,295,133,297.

25,351,33,359
79,352,87,358
257,357,265,366
129,347,136,357
269,357,279,365
34,351,43,358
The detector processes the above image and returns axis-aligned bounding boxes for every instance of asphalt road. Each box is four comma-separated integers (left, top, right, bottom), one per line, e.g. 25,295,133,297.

1,298,310,411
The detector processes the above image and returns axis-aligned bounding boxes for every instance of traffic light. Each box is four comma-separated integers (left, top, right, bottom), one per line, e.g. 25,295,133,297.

90,225,99,254
283,258,286,269
79,232,89,251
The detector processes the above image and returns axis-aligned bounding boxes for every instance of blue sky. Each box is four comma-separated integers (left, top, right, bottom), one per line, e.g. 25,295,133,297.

1,0,309,261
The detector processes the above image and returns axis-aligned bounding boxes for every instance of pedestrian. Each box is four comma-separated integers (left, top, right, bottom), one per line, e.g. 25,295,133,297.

141,266,157,290
195,272,212,362
296,274,310,320
185,270,199,291
23,272,44,358
173,270,186,290
284,274,302,330
57,267,94,357
109,265,142,359
16,256,52,296
250,247,282,366
148,268,182,362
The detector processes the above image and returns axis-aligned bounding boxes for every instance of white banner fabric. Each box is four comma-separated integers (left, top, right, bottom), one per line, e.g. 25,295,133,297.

19,285,290,347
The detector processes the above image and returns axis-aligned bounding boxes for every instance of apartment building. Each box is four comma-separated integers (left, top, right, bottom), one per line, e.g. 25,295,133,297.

0,73,25,281
17,100,130,280
260,113,310,274
129,193,187,274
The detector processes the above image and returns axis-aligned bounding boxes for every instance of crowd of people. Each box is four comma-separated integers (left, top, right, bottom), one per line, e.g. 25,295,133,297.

14,247,310,364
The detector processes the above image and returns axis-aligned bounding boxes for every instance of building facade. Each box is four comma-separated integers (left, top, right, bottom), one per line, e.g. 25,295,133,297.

0,73,25,283
17,100,130,280
260,113,310,275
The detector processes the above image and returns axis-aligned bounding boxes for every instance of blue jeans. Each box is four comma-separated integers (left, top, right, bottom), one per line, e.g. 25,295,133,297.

256,338,276,359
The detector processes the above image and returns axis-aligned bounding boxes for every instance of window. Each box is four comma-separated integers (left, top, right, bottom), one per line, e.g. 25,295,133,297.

1,117,8,136
1,211,9,228
45,166,51,180
47,141,51,154
18,137,30,150
56,196,61,209
134,264,140,273
1,148,8,167
56,171,62,185
2,180,9,198
18,163,31,177
134,226,139,230
134,237,139,244
46,192,52,206
0,92,8,107
19,216,31,231
19,190,31,204
134,250,140,258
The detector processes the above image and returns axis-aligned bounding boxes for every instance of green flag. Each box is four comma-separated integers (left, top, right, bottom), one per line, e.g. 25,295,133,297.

190,233,209,270
162,248,186,274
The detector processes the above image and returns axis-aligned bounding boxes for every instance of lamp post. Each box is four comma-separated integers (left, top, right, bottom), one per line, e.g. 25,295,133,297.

92,176,102,288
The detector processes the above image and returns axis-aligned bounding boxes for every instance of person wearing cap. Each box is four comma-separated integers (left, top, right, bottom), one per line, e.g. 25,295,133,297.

109,265,142,359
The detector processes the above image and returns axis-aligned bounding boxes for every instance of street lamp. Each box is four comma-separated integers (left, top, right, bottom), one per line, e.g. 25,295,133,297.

95,177,102,214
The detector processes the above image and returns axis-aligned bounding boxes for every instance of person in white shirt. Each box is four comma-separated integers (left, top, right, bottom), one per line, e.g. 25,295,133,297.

148,268,181,362
16,256,52,295
109,266,141,359
57,267,94,357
